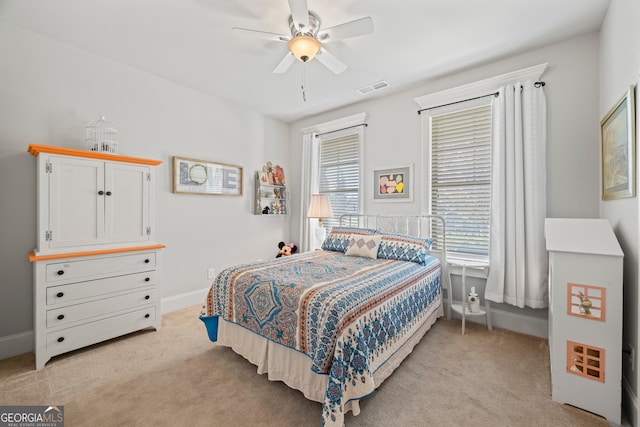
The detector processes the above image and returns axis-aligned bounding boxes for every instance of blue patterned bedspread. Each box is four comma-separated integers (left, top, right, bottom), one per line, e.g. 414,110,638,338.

200,250,441,426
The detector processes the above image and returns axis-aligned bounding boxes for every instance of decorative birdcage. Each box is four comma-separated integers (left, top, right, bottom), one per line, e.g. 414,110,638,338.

86,115,118,153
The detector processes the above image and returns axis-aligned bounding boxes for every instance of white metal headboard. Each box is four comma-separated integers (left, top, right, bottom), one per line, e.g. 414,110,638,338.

338,214,449,289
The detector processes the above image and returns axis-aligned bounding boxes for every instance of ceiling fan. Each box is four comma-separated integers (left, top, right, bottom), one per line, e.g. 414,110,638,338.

232,0,374,74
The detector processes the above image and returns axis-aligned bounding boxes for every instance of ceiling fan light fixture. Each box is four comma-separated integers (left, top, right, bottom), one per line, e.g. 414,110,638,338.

288,35,321,62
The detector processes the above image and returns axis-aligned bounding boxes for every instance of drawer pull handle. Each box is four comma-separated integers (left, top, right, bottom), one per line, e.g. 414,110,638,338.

145,277,150,282
145,314,150,319
57,314,65,320
57,270,64,276
56,292,64,298
106,191,112,196
144,259,150,264
57,337,64,343
98,190,104,195
145,295,150,300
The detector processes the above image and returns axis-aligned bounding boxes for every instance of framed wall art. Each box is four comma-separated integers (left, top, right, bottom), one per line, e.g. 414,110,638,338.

373,165,413,202
173,156,243,196
601,85,636,200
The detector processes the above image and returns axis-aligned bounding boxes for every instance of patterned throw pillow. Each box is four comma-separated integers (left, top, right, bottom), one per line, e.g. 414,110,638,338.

321,226,378,253
377,233,434,265
344,234,383,259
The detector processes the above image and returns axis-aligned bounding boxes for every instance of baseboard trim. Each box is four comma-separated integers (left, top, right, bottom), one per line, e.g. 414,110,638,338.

161,287,210,314
449,300,548,339
622,375,637,426
0,330,34,360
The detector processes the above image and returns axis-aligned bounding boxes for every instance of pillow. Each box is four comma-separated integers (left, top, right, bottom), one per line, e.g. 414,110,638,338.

321,226,378,253
345,234,383,259
377,233,434,265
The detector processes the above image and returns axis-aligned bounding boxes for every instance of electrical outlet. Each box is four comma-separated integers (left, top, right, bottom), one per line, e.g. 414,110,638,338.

207,268,215,279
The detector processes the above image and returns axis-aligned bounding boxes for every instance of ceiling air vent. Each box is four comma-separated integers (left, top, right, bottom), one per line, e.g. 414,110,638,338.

356,80,390,95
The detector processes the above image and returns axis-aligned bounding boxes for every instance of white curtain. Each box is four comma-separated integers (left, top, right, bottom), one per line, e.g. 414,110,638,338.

299,132,319,252
485,81,548,309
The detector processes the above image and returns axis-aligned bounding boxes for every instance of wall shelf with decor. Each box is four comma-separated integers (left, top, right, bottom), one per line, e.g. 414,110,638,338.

255,172,288,215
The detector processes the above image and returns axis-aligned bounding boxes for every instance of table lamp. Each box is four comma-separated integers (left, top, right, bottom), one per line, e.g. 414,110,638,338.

307,194,333,243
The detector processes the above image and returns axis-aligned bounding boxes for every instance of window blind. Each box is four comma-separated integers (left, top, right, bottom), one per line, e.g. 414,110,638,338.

318,133,360,230
430,104,492,257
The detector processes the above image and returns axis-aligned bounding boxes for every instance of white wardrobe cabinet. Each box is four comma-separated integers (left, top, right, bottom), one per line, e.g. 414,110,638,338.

29,144,164,370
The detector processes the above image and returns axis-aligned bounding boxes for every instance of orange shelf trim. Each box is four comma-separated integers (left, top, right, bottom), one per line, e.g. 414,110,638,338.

28,144,162,166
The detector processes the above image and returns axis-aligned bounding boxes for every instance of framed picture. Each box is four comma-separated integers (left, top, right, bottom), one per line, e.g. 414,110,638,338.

258,171,269,184
601,85,636,200
173,156,243,196
373,165,413,202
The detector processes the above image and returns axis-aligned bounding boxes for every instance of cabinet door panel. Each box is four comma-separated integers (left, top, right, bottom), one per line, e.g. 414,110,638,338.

105,163,150,243
48,156,104,249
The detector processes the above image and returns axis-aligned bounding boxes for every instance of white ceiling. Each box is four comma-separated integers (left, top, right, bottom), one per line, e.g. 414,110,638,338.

0,0,610,123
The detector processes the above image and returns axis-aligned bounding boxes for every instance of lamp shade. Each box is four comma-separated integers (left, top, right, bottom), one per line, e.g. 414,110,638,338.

307,194,333,219
288,35,321,62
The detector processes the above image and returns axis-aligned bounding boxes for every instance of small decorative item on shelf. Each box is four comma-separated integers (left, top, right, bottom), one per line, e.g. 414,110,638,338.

262,162,286,186
86,115,118,153
468,287,480,313
273,164,285,185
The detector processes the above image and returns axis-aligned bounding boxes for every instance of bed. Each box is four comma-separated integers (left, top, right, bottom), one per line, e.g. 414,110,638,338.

200,215,448,426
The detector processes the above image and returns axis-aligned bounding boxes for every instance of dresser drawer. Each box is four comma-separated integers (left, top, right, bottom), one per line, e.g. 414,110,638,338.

46,288,156,327
46,271,156,306
46,306,157,352
45,252,156,283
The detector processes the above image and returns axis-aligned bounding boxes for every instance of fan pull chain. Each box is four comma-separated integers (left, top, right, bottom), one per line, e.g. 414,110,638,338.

301,63,307,102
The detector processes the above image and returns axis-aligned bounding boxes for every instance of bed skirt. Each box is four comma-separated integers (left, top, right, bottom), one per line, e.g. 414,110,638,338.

205,295,443,420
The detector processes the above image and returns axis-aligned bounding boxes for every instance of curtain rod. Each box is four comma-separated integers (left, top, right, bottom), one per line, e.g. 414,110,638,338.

417,81,546,115
314,123,367,138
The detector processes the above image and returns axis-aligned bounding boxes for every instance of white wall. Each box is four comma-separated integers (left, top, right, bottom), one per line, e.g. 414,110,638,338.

289,33,601,337
599,1,640,424
0,24,290,357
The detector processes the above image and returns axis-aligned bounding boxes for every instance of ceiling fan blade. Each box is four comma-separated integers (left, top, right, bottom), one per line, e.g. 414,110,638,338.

318,17,374,42
273,52,297,73
315,47,347,74
288,0,310,32
232,27,289,42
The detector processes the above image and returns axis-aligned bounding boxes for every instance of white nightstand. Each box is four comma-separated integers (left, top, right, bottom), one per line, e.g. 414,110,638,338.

448,259,493,335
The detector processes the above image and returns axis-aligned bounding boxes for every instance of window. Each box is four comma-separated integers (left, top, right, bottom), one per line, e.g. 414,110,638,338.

318,131,361,230
428,102,492,259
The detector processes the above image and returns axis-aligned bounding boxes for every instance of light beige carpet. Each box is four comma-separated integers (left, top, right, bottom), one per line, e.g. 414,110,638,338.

0,305,609,426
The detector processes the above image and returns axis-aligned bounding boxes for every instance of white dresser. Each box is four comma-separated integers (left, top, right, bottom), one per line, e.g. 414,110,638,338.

28,144,164,370
545,218,623,424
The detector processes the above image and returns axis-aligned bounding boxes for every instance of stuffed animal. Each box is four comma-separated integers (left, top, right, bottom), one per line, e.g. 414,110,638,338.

276,242,298,258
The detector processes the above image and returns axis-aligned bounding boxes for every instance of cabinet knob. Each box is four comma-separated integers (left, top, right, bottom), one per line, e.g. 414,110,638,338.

144,313,150,319
105,191,112,196
145,277,150,282
144,259,150,264
56,292,64,298
145,295,150,300
57,270,64,276
98,190,104,195
57,314,64,320
57,337,64,343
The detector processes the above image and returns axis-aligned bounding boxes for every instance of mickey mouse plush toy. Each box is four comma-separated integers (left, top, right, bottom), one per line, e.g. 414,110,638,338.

276,242,298,258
